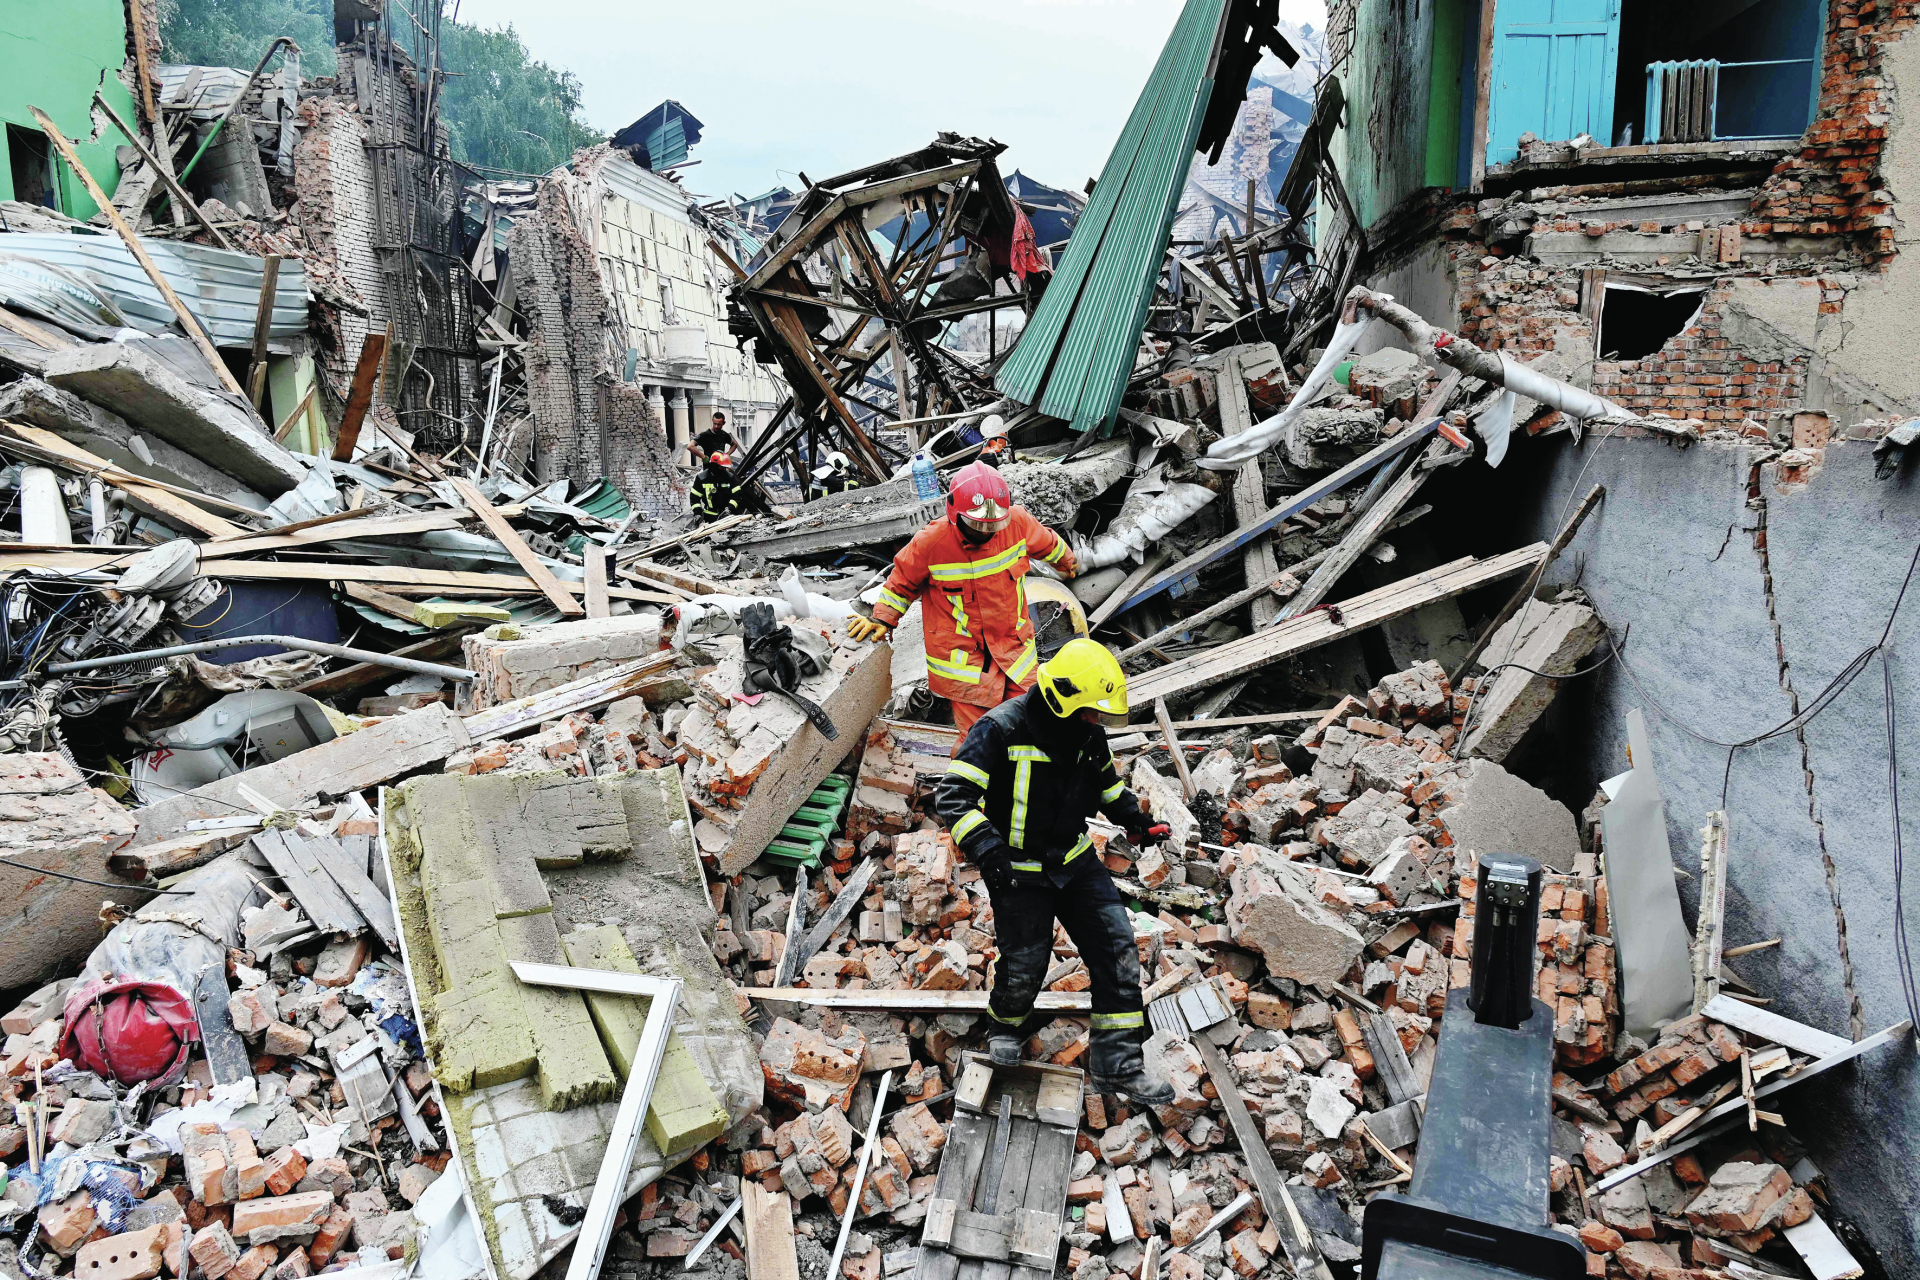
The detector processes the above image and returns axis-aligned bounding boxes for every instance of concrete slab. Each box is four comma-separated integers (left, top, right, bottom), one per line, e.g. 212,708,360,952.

1430,758,1582,871
0,377,268,510
462,615,664,709
0,754,140,989
1460,600,1606,761
44,343,305,495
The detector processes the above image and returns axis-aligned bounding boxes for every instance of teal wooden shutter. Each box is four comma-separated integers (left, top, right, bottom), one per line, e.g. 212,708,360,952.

1486,0,1621,165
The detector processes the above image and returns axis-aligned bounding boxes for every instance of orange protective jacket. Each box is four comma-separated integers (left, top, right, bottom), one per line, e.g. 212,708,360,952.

870,507,1075,709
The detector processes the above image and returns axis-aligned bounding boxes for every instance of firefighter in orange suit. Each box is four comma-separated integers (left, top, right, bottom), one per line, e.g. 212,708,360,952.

846,462,1077,742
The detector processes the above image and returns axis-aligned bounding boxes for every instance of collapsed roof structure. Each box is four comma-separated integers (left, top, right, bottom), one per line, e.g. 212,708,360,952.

0,0,1915,1276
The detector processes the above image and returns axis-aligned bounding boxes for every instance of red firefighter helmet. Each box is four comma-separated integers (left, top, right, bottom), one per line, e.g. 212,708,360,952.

946,461,1013,536
711,451,735,468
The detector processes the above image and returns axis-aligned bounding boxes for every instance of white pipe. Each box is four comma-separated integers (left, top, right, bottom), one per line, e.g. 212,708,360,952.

1201,315,1372,468
1075,481,1218,571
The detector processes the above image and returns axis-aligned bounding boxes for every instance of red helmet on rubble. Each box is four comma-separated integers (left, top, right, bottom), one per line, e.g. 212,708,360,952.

946,461,1013,537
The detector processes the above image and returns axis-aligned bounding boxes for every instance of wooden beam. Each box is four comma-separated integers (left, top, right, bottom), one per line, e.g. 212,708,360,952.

1128,546,1550,707
272,383,318,445
1451,483,1604,681
746,988,1094,1012
1218,351,1282,628
330,332,388,462
743,1183,801,1280
1279,439,1444,620
583,544,611,619
0,548,674,605
1105,711,1323,735
1699,994,1852,1060
1191,1035,1330,1278
1155,698,1197,799
0,421,245,538
343,581,433,626
1693,811,1730,1013
1470,0,1499,192
1121,420,1443,616
90,91,234,250
447,476,585,617
27,106,247,401
0,307,73,351
121,0,184,229
201,511,463,556
1088,550,1173,632
246,256,281,408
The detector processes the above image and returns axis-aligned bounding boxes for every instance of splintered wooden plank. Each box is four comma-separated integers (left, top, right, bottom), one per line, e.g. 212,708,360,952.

305,832,400,951
916,1112,996,1280
1700,994,1852,1060
254,831,366,937
1009,1122,1075,1280
330,332,388,461
1128,546,1549,707
448,476,585,617
743,1182,801,1280
0,422,245,538
1192,1035,1327,1277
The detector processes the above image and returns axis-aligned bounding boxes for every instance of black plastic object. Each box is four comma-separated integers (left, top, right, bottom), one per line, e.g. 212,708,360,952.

1363,990,1586,1280
1469,853,1544,1029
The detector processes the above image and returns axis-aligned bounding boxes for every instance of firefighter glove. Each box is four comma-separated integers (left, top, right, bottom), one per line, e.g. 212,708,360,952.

846,615,893,643
973,843,1014,893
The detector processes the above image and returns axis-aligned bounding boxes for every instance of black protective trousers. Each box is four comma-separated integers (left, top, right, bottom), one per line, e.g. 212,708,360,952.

985,860,1148,1081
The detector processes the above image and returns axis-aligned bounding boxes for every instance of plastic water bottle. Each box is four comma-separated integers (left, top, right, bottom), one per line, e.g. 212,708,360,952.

911,452,939,502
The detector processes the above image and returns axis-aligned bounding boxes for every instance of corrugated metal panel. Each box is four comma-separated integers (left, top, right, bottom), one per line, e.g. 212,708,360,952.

0,232,307,347
995,0,1226,433
155,65,255,119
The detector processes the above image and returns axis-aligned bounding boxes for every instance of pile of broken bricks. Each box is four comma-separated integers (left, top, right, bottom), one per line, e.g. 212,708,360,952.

0,891,451,1280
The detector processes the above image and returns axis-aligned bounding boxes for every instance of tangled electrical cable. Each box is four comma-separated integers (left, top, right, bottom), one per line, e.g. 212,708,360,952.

1589,541,1920,1038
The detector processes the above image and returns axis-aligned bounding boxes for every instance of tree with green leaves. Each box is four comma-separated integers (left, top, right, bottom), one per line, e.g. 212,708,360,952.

157,0,600,176
434,21,602,176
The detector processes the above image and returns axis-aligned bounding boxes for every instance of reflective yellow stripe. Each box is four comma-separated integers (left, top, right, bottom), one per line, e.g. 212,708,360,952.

948,592,971,638
1091,1011,1144,1030
1010,758,1033,849
877,587,912,614
1006,746,1051,762
1063,832,1094,863
1009,861,1042,872
947,761,990,789
952,810,988,841
929,541,1027,582
926,650,983,684
1042,539,1069,565
1006,643,1038,683
1101,778,1126,803
987,1006,1026,1025
1014,575,1027,630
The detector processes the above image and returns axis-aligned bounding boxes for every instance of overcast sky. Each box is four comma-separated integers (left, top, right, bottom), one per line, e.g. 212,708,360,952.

448,0,1326,199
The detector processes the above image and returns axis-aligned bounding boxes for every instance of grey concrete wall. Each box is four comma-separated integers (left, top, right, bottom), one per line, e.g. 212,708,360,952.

1498,433,1920,1268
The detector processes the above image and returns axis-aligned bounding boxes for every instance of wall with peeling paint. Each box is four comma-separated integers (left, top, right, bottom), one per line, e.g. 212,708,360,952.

1468,433,1920,1265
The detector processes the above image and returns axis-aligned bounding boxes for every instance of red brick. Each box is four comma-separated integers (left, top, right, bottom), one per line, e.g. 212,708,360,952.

75,1223,168,1280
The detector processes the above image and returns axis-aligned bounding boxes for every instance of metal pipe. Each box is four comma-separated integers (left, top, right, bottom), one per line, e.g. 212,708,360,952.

45,635,475,682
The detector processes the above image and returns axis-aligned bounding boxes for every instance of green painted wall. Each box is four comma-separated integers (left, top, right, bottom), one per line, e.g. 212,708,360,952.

0,0,135,218
1425,0,1470,188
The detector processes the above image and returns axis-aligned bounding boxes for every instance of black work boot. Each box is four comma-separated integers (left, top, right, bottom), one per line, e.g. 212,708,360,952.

1091,1066,1174,1105
988,1033,1022,1066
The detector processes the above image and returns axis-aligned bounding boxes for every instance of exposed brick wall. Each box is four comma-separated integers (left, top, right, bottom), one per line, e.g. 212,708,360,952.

1588,282,1809,421
510,184,684,519
1751,0,1918,264
1450,243,1811,423
292,96,392,412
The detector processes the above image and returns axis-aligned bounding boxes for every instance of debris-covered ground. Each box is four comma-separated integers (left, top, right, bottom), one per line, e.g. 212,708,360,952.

0,1,1914,1279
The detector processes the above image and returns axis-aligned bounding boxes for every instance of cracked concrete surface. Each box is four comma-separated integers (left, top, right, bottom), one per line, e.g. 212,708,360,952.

1488,433,1920,1265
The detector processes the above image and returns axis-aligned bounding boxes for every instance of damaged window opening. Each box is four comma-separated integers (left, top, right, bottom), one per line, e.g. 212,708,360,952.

5,124,56,211
1483,0,1820,161
1595,284,1705,360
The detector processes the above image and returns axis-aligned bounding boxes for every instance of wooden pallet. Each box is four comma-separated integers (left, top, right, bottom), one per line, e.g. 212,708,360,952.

915,1055,1082,1280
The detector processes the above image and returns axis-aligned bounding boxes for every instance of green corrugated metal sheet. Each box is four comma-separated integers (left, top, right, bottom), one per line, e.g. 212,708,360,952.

996,0,1228,433
571,477,632,523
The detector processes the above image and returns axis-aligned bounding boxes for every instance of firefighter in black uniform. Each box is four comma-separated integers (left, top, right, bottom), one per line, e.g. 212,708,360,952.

808,450,860,501
933,637,1175,1103
691,451,739,523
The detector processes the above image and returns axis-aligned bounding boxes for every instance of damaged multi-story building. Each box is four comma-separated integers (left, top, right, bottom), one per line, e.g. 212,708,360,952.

482,108,787,518
1290,0,1920,1257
